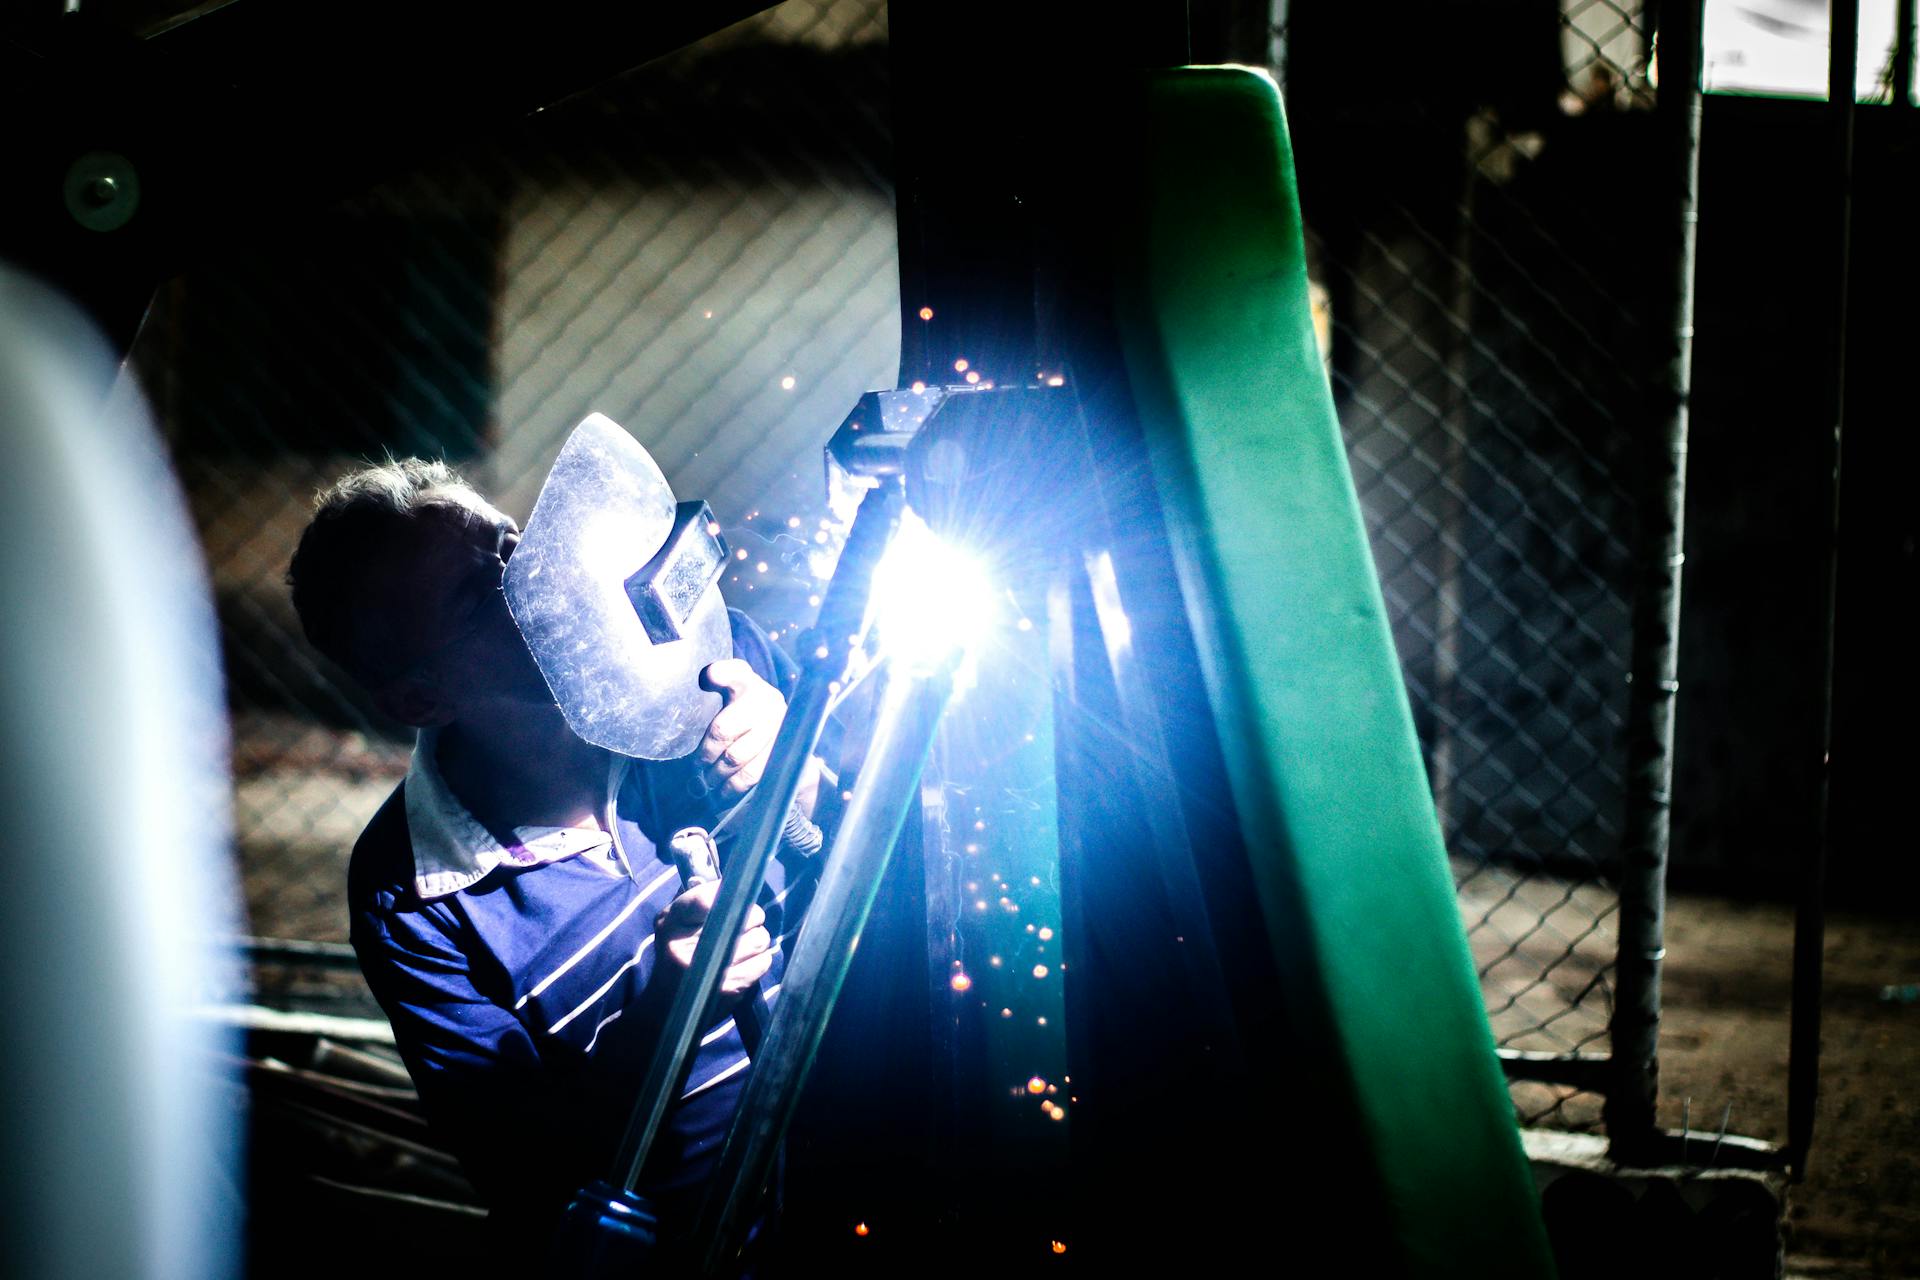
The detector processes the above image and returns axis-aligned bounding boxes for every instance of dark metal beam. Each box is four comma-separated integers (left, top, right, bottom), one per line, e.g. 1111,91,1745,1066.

0,0,780,350
1788,0,1859,1182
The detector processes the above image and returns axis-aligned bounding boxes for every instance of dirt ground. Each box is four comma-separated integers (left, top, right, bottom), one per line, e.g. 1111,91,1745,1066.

1658,893,1920,1277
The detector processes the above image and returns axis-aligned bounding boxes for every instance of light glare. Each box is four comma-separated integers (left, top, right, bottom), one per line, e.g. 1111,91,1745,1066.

870,510,996,675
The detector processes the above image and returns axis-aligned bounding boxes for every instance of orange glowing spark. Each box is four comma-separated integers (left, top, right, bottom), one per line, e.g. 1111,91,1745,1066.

1051,1241,1067,1254
950,971,973,993
919,306,935,320
1027,1076,1047,1094
964,371,981,384
855,1223,870,1237
1037,927,1054,941
1001,1007,1013,1018
735,548,749,560
911,380,927,393
954,358,969,372
1032,964,1049,979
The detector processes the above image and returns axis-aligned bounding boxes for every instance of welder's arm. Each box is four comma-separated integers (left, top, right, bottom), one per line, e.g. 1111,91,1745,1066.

350,902,636,1215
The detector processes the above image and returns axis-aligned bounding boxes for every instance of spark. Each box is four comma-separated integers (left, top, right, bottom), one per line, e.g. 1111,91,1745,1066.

950,971,972,993
954,358,969,372
1038,926,1054,941
1032,964,1049,979
919,306,935,320
735,548,749,560
1027,1076,1047,1095
911,380,926,393
780,376,797,391
965,371,981,384
855,1223,869,1237
1052,1241,1067,1254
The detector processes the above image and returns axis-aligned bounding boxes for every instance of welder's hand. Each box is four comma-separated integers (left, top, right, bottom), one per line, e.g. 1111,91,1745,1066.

655,879,773,997
698,659,787,797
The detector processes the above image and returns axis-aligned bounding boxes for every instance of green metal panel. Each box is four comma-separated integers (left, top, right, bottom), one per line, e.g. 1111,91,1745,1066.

1112,67,1555,1277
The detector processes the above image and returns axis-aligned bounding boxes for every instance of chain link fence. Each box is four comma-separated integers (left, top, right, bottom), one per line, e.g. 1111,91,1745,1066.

1281,0,1667,1128
133,0,1670,1132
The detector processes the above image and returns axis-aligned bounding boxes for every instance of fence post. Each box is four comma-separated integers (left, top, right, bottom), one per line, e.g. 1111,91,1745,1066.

1604,0,1705,1163
1787,0,1859,1181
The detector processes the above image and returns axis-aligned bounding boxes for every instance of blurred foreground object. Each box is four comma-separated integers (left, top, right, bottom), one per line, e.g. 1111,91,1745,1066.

0,267,242,1279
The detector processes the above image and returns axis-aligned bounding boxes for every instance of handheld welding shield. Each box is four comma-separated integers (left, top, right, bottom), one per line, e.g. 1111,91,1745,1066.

503,413,733,761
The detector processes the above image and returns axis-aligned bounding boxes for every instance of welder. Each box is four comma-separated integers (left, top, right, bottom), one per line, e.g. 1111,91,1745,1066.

286,449,816,1267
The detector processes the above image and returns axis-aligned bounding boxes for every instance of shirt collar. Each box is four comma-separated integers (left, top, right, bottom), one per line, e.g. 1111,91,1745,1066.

403,727,628,900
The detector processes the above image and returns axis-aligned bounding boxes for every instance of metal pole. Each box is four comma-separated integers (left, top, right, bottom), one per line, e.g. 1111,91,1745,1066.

608,481,902,1192
693,658,958,1274
1892,0,1914,106
1605,0,1704,1162
1788,0,1858,1181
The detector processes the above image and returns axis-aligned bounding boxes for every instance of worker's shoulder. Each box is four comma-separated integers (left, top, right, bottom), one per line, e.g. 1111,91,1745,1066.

346,780,414,913
726,606,796,694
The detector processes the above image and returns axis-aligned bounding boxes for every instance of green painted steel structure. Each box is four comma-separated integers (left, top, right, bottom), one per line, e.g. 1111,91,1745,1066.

1114,67,1556,1277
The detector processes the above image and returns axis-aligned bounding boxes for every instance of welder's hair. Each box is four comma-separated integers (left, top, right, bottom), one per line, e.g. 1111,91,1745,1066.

286,458,490,685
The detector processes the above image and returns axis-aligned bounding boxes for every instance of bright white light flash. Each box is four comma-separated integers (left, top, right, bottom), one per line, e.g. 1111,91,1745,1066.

870,509,996,679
